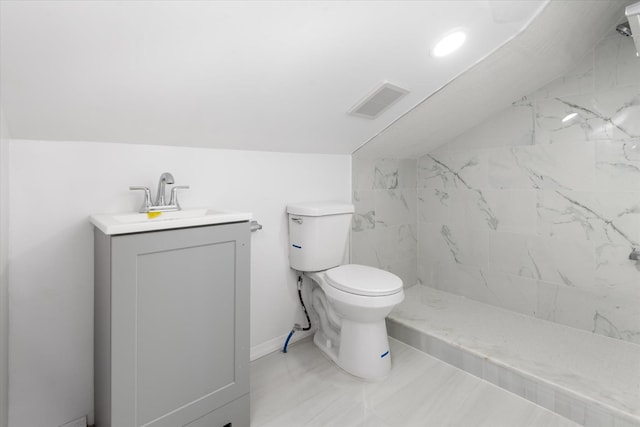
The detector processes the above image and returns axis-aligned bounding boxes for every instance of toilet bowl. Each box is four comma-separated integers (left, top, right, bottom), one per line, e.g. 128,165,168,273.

286,201,404,380
306,264,404,379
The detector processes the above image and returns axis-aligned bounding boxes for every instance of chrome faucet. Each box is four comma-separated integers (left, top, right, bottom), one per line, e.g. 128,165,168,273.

130,172,189,213
154,172,175,206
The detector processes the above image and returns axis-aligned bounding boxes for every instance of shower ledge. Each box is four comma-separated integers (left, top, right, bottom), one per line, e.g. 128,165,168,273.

387,285,640,427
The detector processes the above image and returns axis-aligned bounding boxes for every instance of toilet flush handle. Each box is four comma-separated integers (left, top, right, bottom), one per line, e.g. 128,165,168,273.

291,217,303,224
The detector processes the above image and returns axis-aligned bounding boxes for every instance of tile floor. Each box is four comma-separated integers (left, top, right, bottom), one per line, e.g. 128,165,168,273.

249,337,578,427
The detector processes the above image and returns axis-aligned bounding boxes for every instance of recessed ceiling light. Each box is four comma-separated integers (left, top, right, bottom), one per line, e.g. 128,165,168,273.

431,30,466,58
561,112,579,122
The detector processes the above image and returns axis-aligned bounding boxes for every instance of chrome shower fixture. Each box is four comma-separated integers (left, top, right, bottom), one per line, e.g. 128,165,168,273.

616,21,632,37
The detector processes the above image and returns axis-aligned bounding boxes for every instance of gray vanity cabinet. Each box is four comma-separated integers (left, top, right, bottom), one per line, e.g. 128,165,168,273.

94,222,250,427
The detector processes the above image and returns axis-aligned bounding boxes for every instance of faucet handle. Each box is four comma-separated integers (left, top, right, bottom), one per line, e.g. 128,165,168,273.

169,185,190,209
130,186,153,213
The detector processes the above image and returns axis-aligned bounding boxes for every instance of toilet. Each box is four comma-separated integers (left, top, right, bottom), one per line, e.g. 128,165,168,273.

287,201,404,379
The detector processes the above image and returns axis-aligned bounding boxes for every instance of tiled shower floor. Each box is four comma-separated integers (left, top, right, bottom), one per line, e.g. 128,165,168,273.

387,285,640,427
250,337,578,427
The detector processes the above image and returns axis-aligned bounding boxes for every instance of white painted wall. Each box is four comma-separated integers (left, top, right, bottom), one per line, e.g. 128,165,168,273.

0,108,10,427
8,139,350,427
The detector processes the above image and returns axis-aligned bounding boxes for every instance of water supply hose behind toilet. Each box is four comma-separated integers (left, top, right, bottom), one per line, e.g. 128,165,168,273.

282,275,311,353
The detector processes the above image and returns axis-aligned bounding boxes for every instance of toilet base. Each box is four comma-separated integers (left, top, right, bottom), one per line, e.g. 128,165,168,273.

338,319,391,380
314,319,391,380
313,330,339,364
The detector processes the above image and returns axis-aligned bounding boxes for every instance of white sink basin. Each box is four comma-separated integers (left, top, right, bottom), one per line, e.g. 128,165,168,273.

90,208,252,235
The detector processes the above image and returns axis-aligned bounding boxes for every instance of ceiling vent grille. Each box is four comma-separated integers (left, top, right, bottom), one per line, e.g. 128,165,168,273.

348,82,409,119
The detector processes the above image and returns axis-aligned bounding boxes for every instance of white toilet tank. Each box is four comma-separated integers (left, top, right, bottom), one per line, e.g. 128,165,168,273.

287,201,355,272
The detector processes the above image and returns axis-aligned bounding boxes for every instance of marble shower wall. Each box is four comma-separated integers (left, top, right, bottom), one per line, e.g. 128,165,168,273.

351,157,417,289
417,31,640,344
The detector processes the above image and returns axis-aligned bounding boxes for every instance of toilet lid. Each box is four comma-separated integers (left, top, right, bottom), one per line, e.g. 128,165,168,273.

325,264,403,296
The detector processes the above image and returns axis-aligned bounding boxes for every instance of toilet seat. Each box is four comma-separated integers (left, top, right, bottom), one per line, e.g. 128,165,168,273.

325,264,403,296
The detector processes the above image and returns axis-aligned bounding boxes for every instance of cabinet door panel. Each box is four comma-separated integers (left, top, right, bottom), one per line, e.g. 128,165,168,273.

136,240,236,425
110,223,249,427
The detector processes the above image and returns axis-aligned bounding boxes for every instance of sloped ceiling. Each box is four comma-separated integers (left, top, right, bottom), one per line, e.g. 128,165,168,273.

0,0,548,154
355,0,633,159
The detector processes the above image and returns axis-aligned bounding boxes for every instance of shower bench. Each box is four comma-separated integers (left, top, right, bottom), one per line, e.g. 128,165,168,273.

387,285,640,427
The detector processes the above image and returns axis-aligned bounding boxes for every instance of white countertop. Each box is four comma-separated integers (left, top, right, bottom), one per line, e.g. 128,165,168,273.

90,208,252,235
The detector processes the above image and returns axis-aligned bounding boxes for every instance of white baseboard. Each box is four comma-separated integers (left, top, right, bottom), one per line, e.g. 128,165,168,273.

250,329,314,361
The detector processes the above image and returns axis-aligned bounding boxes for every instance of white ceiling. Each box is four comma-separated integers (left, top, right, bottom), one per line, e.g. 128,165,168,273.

356,0,633,158
0,0,547,154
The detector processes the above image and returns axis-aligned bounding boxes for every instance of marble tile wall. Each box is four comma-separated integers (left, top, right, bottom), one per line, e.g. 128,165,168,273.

417,31,640,344
351,157,417,288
